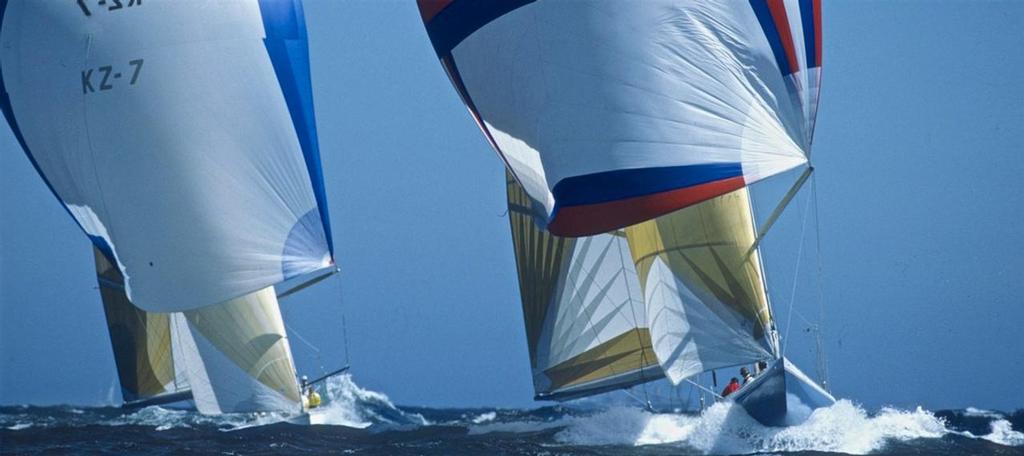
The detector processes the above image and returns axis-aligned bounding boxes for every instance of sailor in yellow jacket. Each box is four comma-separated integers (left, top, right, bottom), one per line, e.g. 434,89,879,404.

304,385,321,409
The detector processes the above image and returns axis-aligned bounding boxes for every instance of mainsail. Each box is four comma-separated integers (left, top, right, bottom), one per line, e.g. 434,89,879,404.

507,173,662,400
420,1,822,236
0,0,333,312
624,188,775,385
94,247,191,407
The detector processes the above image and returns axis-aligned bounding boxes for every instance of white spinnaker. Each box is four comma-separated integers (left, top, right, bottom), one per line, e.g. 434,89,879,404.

178,287,302,415
436,1,809,226
0,0,330,311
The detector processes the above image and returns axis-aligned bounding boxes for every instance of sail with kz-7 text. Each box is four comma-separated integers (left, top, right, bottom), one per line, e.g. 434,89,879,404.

422,0,833,426
1,0,332,414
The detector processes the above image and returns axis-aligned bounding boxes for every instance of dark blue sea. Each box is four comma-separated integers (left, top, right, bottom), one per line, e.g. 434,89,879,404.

2,375,1021,455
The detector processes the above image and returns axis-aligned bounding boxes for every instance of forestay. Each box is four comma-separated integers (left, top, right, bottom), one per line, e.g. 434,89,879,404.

419,0,823,236
624,188,774,384
0,0,333,311
507,173,661,400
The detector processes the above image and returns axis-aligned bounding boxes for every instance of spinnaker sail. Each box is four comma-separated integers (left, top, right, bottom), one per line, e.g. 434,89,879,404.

507,172,662,400
419,0,822,236
0,0,332,312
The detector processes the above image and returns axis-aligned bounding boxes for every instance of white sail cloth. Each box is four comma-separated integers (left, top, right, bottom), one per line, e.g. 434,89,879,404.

508,175,660,399
626,188,775,385
420,0,822,236
0,0,331,311
174,287,303,415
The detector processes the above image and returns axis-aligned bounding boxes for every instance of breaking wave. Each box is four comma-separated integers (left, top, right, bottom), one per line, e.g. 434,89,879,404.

0,373,424,432
307,373,429,428
467,400,1022,454
2,390,1021,454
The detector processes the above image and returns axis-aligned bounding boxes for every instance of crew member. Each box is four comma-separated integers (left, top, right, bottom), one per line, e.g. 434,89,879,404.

741,367,754,385
721,377,740,397
306,385,321,409
756,361,768,375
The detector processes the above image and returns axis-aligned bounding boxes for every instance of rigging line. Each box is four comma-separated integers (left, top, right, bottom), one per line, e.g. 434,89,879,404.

782,188,814,356
811,174,830,388
285,321,326,376
746,166,814,259
334,269,351,367
684,378,724,400
621,388,654,411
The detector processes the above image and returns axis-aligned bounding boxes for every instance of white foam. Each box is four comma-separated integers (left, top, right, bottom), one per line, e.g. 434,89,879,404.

102,405,276,431
471,412,497,424
982,419,1024,447
964,407,1003,419
308,374,428,428
547,400,959,454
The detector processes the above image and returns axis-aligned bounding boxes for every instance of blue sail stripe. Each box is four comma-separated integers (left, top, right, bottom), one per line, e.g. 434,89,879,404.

424,0,535,57
0,1,122,264
799,0,819,68
551,163,744,208
749,0,792,76
257,0,334,258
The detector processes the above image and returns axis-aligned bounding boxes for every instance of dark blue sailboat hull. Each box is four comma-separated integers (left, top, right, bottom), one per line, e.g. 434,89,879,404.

730,357,835,426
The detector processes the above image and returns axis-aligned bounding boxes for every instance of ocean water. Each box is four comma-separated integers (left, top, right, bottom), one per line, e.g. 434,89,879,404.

2,375,1021,455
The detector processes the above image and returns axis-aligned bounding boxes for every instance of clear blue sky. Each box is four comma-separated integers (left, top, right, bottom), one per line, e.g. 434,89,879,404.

2,1,1022,411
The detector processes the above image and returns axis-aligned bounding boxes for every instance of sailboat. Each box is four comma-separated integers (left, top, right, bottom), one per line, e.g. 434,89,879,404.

0,0,342,416
421,1,834,425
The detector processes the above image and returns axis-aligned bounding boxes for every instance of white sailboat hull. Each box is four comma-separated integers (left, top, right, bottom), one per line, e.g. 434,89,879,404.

729,357,835,426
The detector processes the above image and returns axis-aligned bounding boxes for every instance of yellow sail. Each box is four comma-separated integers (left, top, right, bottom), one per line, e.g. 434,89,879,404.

94,247,183,402
624,187,774,384
508,172,660,399
182,286,302,413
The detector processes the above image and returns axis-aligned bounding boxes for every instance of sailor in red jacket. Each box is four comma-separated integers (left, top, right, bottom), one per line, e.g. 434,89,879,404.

721,377,741,397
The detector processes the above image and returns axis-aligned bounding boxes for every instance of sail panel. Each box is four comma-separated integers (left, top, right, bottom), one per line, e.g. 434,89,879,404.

508,174,661,399
94,248,180,402
422,1,817,236
181,286,302,414
625,188,773,384
0,0,331,312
